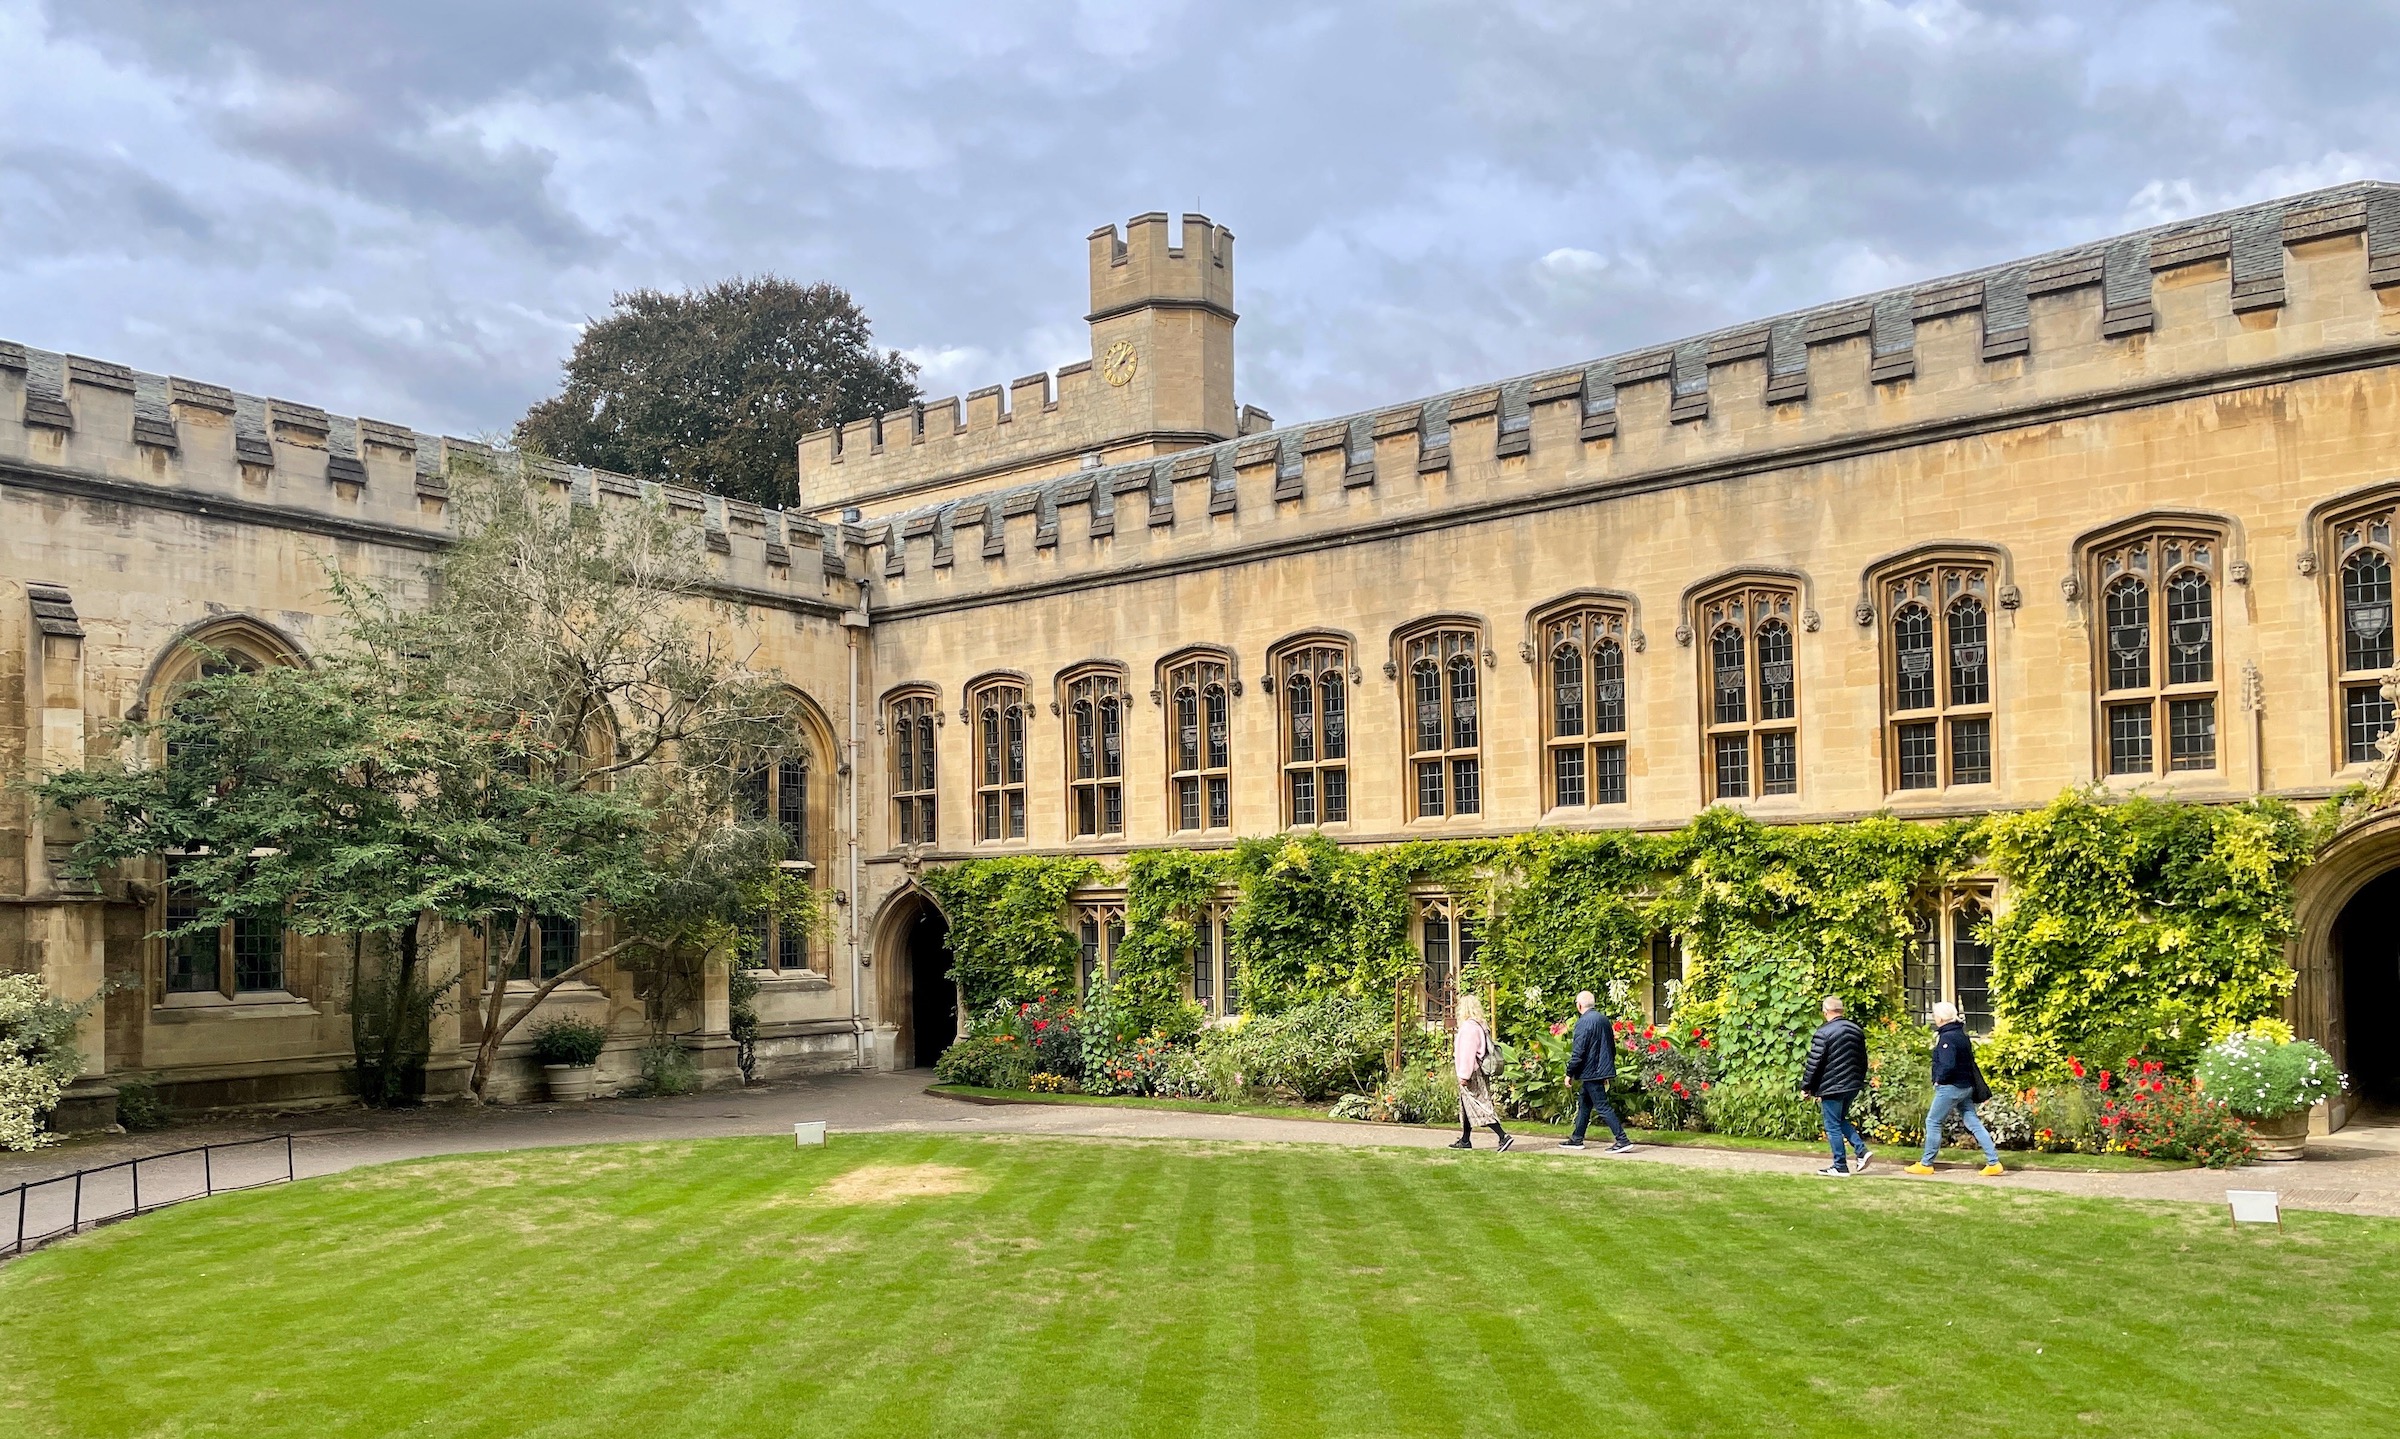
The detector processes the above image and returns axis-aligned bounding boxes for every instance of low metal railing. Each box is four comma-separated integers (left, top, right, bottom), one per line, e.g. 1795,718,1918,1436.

3,1133,295,1258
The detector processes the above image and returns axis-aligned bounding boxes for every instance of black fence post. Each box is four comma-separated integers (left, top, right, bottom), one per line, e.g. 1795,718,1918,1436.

285,1134,294,1184
202,1145,212,1198
132,1156,141,1215
71,1171,81,1234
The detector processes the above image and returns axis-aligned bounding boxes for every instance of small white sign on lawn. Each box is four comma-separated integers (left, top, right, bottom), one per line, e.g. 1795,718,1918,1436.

2226,1189,2280,1228
794,1121,828,1147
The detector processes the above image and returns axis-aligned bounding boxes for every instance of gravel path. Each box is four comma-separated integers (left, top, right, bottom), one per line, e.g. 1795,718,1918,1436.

9,1071,2400,1250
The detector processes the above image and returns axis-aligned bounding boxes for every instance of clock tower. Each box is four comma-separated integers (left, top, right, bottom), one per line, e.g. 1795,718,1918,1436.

1085,213,1238,450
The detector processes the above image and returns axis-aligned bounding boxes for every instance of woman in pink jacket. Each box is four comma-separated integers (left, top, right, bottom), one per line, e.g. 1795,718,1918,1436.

1449,993,1513,1150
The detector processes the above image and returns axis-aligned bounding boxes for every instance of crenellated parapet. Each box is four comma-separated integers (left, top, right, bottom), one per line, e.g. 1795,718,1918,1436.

0,343,870,612
856,182,2400,616
799,212,1240,521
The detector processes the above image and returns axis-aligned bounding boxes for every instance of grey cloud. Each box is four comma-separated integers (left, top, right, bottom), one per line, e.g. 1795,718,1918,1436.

2,0,2396,440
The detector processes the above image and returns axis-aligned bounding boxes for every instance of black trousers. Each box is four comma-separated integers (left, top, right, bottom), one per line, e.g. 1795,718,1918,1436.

1570,1079,1628,1144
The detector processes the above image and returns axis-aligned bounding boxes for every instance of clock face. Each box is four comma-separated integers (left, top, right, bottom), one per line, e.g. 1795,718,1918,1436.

1101,339,1138,387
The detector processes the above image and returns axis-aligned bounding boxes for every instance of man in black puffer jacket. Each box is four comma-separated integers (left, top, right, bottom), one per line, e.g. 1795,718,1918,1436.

1799,996,1871,1176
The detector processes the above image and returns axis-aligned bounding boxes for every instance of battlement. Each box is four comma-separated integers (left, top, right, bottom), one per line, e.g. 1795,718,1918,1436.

799,211,1241,521
1087,212,1235,322
855,181,2400,616
0,344,867,612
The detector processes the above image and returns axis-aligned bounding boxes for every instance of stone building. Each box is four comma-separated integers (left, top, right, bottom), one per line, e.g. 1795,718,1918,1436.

8,185,2400,1128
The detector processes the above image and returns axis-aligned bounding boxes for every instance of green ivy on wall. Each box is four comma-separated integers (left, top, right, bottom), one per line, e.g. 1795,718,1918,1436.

920,788,2323,1088
1978,790,2313,1076
920,854,1105,1011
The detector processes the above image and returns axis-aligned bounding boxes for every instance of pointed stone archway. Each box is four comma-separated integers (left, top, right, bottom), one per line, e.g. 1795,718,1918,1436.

2291,807,2400,1131
870,885,959,1070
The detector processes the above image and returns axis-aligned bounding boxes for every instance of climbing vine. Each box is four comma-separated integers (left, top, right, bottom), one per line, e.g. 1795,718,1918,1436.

920,788,2327,1088
920,854,1105,1011
1978,790,2312,1077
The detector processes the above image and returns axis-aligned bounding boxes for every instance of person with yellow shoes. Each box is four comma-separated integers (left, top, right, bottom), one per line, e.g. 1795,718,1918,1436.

1905,1002,2008,1178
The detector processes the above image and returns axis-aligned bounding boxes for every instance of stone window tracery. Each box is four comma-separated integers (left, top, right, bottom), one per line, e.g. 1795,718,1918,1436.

1878,560,1996,792
1163,652,1232,834
1072,898,1126,994
969,677,1029,844
1399,623,1484,820
1694,582,1801,800
2092,529,2221,778
1062,666,1127,841
888,691,940,848
2330,501,2398,766
1905,885,1996,1033
1540,604,1630,810
1275,641,1351,827
1415,893,1483,1024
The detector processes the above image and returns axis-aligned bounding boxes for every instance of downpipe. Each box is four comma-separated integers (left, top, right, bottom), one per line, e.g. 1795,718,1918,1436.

846,595,868,1069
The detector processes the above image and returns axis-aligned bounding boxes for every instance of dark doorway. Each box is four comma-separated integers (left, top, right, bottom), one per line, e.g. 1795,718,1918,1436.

905,905,956,1069
2339,869,2400,1105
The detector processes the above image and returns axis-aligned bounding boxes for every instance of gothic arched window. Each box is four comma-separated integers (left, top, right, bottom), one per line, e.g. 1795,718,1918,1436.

2331,502,2398,766
1274,640,1350,827
1062,666,1127,840
888,690,939,847
1877,559,1996,791
1163,651,1232,834
968,677,1029,843
1694,582,1801,800
1399,623,1484,819
1538,604,1630,809
2092,530,2221,777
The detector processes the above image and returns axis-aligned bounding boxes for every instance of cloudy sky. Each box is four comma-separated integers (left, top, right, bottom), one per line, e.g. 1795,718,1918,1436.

1,1,2393,438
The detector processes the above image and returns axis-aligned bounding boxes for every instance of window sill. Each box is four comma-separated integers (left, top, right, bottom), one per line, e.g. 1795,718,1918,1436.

153,991,317,1019
747,969,836,993
494,979,606,999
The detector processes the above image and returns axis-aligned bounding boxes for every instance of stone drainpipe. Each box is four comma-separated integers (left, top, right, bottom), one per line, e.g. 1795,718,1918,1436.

844,592,870,1068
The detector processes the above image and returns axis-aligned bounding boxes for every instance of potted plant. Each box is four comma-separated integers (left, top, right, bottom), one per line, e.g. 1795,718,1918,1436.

530,1016,610,1101
2194,1027,2344,1161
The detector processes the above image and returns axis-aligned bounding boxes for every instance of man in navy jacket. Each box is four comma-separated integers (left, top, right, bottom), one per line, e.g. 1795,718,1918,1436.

1561,990,1634,1153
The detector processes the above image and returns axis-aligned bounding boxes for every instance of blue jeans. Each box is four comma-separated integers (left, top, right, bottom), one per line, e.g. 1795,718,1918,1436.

1922,1084,2000,1165
1819,1094,1868,1170
1570,1079,1628,1144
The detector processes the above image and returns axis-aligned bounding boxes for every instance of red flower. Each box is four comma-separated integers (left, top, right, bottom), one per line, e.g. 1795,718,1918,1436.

1643,1027,1655,1040
1654,1072,1667,1084
1700,1082,1711,1092
2068,1057,2086,1080
1691,1027,1703,1039
1033,1020,1048,1032
2098,1071,2112,1093
1697,1037,1711,1049
1550,1023,1567,1037
1672,1082,1688,1097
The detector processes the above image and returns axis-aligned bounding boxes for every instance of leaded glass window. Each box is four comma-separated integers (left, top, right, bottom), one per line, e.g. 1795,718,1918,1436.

1276,642,1350,827
1539,605,1631,811
2091,531,2222,778
2334,506,2398,766
160,856,289,999
888,692,939,847
1695,583,1802,800
1164,653,1233,835
969,679,1029,843
1878,560,1997,792
1063,669,1128,839
1401,624,1485,819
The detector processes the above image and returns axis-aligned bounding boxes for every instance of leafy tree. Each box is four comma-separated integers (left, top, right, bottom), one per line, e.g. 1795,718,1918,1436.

38,461,818,1102
515,277,919,509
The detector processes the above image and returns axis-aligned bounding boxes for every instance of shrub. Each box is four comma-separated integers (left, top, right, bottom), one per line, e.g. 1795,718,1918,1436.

638,1039,698,1096
0,973,93,1151
1705,1076,1823,1142
934,1035,1035,1091
1156,1042,1244,1102
2102,1064,2257,1167
530,1017,610,1068
1973,1089,2037,1149
1852,1020,1934,1146
1085,1033,1181,1097
1026,1072,1076,1094
1198,995,1387,1101
2194,1033,2343,1120
113,1077,171,1132
1614,1020,1717,1133
1493,1024,1572,1123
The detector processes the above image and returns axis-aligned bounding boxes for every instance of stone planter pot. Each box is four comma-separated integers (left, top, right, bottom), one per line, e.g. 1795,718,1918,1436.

2249,1108,2309,1161
543,1064,599,1102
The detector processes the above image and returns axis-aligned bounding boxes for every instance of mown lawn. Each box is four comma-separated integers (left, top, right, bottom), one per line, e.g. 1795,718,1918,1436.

0,1133,2391,1438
